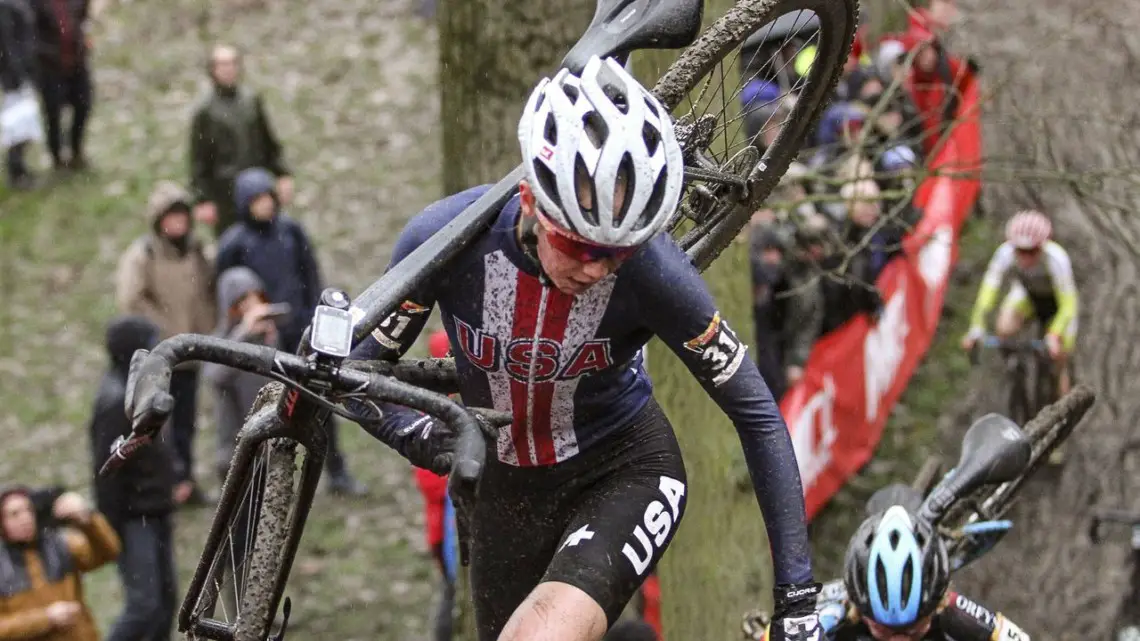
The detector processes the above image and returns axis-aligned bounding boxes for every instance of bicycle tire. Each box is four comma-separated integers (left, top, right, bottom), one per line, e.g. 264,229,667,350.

1006,359,1030,427
652,0,858,272
942,386,1095,560
232,438,298,641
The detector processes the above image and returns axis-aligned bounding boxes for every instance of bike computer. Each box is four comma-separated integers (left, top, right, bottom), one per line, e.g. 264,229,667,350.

310,305,354,358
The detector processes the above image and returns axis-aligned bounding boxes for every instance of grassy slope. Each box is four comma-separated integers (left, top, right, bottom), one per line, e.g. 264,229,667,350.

0,1,450,639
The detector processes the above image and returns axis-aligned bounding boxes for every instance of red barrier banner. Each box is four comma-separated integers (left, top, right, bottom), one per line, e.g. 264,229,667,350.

780,81,983,520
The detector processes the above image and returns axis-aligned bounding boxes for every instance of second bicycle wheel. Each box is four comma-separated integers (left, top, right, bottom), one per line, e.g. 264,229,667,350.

651,0,859,272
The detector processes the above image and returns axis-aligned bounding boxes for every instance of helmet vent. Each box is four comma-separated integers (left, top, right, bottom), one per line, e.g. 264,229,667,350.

544,113,558,146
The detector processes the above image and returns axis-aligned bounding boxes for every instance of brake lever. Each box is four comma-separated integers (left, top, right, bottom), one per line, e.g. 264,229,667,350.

99,432,154,476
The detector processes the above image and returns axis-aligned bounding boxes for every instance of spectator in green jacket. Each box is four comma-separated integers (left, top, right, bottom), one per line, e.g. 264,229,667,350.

189,44,293,237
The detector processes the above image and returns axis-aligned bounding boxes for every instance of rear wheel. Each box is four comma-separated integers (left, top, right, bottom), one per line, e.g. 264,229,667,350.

1005,358,1031,427
652,0,859,272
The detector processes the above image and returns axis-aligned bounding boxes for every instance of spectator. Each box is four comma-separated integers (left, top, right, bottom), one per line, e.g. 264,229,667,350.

749,220,788,401
190,44,292,237
903,30,976,156
773,219,829,390
204,266,279,483
89,315,181,641
202,266,281,616
114,180,217,506
0,486,120,640
216,167,366,496
27,0,92,171
0,0,38,190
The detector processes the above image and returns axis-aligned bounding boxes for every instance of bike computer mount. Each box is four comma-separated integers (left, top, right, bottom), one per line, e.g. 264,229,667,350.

310,288,355,360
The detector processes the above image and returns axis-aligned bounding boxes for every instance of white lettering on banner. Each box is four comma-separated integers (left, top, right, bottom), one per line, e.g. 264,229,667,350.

864,284,910,422
916,225,954,291
917,225,954,319
789,375,838,491
622,476,686,576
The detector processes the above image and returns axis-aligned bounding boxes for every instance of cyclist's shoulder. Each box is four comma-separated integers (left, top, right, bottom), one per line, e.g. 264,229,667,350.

620,231,697,284
1041,240,1074,267
936,590,1029,641
398,184,498,244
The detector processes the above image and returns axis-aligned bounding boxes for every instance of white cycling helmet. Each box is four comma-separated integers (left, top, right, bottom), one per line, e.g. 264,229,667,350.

518,55,685,248
1005,209,1052,250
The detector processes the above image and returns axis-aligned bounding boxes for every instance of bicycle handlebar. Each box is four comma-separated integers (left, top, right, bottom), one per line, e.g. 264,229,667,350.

100,333,489,492
969,335,1048,366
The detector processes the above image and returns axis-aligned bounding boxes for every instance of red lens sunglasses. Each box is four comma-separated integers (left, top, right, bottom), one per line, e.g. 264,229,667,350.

536,210,639,263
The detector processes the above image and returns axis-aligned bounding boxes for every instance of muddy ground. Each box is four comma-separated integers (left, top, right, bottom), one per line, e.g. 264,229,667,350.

942,0,1140,636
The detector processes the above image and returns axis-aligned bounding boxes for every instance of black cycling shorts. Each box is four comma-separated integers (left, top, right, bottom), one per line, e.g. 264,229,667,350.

469,398,687,640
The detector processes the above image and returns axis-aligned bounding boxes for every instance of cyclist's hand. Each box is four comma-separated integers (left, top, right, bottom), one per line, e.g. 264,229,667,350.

960,334,976,352
399,415,456,475
193,201,217,226
769,583,823,641
1045,333,1063,360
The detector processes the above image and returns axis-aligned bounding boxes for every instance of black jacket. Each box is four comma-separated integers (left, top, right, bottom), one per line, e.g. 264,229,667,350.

216,168,322,350
0,0,35,91
89,315,178,524
28,0,88,71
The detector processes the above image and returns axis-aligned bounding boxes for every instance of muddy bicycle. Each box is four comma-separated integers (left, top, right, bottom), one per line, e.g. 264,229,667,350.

742,385,1096,640
969,334,1057,429
99,0,859,639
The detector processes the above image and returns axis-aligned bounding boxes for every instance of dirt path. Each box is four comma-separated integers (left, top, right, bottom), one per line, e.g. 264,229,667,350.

942,1,1140,635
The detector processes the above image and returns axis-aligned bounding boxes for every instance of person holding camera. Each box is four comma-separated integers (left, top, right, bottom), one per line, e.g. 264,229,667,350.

90,314,182,641
204,266,283,482
0,485,120,641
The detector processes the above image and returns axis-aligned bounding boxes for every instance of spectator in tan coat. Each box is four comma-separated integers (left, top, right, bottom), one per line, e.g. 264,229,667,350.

0,486,120,641
115,180,217,506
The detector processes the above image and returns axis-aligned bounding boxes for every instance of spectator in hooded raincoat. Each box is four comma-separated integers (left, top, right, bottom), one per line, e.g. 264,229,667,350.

216,166,366,496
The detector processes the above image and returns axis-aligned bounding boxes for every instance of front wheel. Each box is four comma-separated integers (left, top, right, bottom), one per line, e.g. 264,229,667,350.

652,0,859,272
179,384,318,641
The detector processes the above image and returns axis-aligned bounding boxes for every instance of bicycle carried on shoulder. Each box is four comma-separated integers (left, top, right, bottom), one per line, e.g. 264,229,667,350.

99,0,860,639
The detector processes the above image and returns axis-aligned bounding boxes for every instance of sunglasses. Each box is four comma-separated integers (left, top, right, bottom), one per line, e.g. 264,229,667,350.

536,210,639,263
1014,246,1041,257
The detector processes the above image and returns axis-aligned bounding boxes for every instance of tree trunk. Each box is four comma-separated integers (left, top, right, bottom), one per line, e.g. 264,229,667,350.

437,0,595,196
646,239,775,641
634,3,777,639
437,2,594,639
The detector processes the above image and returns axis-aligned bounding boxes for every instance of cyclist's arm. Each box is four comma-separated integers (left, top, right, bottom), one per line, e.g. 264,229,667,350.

968,243,1015,335
347,187,490,443
634,240,813,586
939,591,1031,641
1042,242,1078,339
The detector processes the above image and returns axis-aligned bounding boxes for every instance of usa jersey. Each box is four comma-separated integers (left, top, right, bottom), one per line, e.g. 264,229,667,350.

352,185,811,585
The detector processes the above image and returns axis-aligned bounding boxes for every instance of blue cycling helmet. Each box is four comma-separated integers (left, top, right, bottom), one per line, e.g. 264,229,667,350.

843,505,950,627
